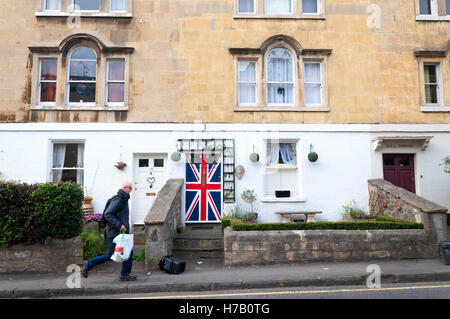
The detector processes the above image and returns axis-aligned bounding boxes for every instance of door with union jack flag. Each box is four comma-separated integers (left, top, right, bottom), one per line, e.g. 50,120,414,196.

185,152,222,223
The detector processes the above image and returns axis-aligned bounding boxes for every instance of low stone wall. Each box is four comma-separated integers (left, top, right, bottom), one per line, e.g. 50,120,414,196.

368,179,448,245
224,228,433,267
0,237,83,274
144,178,184,270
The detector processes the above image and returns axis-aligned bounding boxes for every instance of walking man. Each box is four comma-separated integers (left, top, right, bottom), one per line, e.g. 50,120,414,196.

82,180,137,281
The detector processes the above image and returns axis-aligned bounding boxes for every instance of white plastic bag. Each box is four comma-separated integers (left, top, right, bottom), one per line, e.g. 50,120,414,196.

111,233,134,263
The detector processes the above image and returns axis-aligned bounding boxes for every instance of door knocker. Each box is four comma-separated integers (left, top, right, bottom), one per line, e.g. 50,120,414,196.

147,169,156,189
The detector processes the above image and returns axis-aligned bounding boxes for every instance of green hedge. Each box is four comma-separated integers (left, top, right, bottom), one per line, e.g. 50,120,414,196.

229,216,423,231
0,181,84,247
221,218,245,232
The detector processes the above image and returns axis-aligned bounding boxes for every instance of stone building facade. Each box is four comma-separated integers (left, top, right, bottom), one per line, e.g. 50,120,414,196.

0,0,449,225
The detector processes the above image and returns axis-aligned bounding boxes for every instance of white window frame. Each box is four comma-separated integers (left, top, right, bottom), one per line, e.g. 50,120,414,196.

50,141,85,186
66,47,97,107
303,61,323,107
237,60,258,106
106,59,125,106
265,47,295,106
302,0,320,14
237,0,256,14
110,0,127,13
423,62,443,106
264,0,293,15
38,59,58,106
418,0,438,16
71,0,100,12
42,0,61,11
262,139,303,202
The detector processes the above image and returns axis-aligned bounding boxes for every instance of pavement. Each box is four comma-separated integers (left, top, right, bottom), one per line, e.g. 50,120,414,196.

2,257,450,298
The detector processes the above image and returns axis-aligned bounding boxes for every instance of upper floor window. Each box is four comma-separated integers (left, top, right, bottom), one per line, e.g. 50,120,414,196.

238,60,257,105
110,0,127,12
238,0,255,13
68,47,97,105
266,48,294,105
38,59,58,105
416,0,450,20
38,0,132,17
302,0,318,13
235,0,323,18
29,33,134,111
303,62,322,106
231,35,331,111
73,0,100,11
265,0,292,14
423,63,442,105
106,60,125,105
43,0,60,11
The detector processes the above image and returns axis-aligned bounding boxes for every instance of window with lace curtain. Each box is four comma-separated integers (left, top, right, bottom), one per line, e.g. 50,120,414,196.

51,143,84,185
238,60,257,105
234,0,323,17
266,48,294,105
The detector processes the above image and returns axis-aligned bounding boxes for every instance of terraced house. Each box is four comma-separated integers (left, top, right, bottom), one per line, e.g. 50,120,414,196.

0,0,449,228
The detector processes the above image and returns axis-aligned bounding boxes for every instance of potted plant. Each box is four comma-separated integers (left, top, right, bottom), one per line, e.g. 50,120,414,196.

83,196,93,205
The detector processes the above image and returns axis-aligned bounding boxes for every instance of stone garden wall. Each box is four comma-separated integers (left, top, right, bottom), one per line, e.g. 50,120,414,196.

224,228,432,267
368,179,448,245
0,237,83,274
144,178,184,270
224,179,448,267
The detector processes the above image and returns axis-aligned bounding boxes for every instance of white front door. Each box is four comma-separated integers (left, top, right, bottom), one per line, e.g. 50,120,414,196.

132,154,168,225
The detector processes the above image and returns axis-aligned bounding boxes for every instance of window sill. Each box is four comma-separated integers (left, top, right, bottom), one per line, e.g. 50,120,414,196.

421,106,450,112
234,106,331,112
233,14,325,20
31,105,129,111
261,196,306,203
266,165,298,170
416,15,450,21
35,11,133,19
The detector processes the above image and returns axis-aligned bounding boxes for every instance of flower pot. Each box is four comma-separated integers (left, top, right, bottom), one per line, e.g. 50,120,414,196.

171,151,181,162
249,153,259,163
308,152,319,162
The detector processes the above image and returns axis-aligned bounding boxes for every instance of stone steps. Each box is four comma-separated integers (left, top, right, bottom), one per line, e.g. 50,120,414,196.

172,223,224,261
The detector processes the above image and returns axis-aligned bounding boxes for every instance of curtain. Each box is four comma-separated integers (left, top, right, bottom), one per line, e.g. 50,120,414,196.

108,61,125,103
279,144,295,164
76,144,84,185
40,60,57,103
111,0,127,11
302,0,318,13
265,0,291,13
267,49,293,104
45,0,59,10
238,0,254,13
52,144,66,182
304,62,321,105
268,142,279,165
238,61,256,104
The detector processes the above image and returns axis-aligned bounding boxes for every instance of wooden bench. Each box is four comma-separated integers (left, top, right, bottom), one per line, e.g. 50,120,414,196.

275,211,322,223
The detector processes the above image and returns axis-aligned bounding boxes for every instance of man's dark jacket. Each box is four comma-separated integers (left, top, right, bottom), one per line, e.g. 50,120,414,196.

104,189,130,240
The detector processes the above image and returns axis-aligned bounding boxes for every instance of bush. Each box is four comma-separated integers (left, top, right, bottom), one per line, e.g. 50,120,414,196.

231,216,423,231
221,217,244,232
133,248,146,263
0,181,84,246
79,230,103,260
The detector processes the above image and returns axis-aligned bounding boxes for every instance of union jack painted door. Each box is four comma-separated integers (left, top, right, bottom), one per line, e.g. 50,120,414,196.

185,152,222,223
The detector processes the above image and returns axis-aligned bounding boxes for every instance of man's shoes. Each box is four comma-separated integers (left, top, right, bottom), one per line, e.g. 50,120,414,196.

120,274,137,281
81,260,89,278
